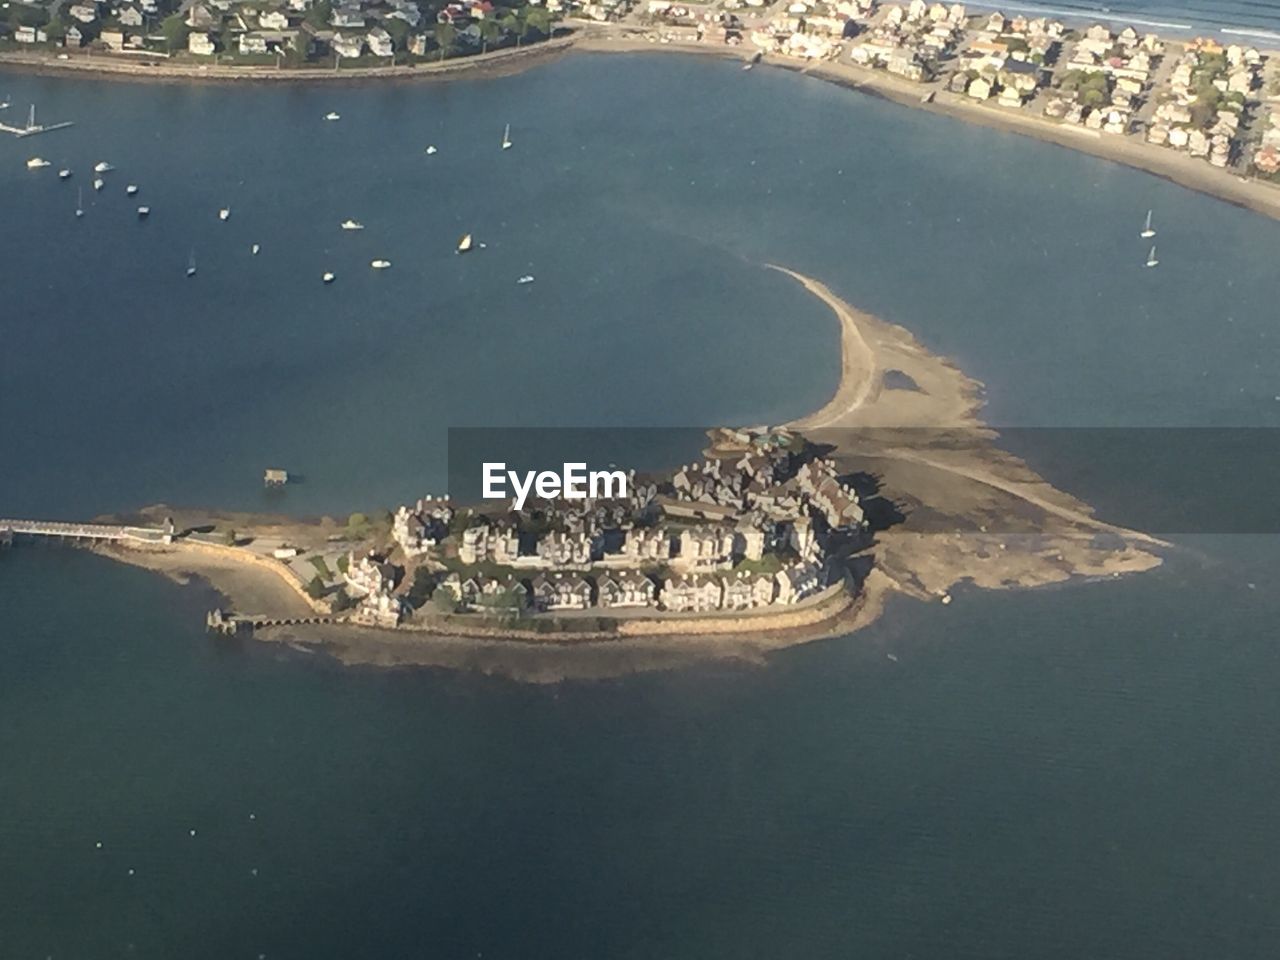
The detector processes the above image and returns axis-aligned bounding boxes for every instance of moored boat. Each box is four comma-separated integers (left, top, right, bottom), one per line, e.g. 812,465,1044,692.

457,233,473,254
1145,245,1159,268
93,161,113,173
1140,209,1155,239
370,259,391,270
26,157,50,169
341,219,364,231
126,184,138,196
58,168,72,179
137,205,150,218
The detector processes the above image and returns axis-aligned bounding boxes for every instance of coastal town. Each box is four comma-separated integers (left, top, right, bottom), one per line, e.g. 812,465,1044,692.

293,426,866,632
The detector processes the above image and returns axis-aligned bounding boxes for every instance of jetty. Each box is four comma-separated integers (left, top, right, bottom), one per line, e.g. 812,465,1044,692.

206,608,334,635
0,104,74,139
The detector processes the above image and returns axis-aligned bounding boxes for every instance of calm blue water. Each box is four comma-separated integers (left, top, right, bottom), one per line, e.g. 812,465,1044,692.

4,54,1280,958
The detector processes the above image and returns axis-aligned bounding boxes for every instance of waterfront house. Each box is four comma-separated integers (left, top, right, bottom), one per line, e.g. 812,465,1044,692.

239,33,269,54
408,32,427,55
260,9,289,29
458,575,528,612
677,525,735,568
119,6,144,27
597,572,657,609
344,552,397,597
330,5,366,28
774,562,825,605
352,592,405,628
662,574,723,613
367,26,393,56
624,526,672,562
98,28,126,49
331,31,364,57
65,25,85,46
188,31,216,54
186,3,217,28
15,26,48,43
530,573,593,611
68,4,99,23
721,571,776,610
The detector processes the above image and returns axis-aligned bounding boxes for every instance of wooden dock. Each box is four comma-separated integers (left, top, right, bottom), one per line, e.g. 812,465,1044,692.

0,105,73,138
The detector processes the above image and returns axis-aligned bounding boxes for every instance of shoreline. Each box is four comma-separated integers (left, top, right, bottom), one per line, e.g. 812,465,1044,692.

6,28,1280,222
572,37,1280,224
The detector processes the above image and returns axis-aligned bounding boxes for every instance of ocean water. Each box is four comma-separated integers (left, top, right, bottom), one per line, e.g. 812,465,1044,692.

3,54,1280,958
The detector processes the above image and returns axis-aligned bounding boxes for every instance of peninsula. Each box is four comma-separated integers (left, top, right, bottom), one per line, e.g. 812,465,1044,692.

0,267,1164,681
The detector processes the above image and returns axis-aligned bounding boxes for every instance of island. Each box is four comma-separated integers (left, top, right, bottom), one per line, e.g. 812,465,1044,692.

0,267,1165,681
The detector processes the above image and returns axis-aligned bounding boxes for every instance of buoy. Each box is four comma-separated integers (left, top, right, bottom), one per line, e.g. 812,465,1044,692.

128,868,135,876
249,813,256,821
95,841,103,849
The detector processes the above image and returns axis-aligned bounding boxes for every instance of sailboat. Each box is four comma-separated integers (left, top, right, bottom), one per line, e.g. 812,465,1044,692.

457,233,473,253
126,184,138,196
324,111,341,121
501,123,512,150
341,219,364,231
93,177,104,191
322,271,335,283
425,144,438,155
370,259,392,270
251,243,260,255
26,157,50,169
1140,209,1155,238
58,168,72,180
1145,245,1159,268
219,207,231,221
137,205,150,218
93,161,114,173
186,250,198,278
75,187,84,219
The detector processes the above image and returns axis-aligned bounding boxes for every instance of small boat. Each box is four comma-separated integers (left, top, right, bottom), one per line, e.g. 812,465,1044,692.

93,177,104,191
501,123,512,150
920,90,935,104
370,259,391,270
457,233,473,254
324,111,340,121
93,161,113,173
126,184,138,196
517,275,535,285
1145,245,1159,268
425,145,438,155
1140,209,1155,238
186,250,197,278
219,207,230,221
58,168,72,180
341,219,364,231
137,205,150,218
75,187,84,219
322,271,335,283
26,157,50,169
251,243,260,255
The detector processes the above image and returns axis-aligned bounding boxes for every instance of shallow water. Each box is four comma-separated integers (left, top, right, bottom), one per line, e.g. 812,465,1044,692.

3,54,1280,958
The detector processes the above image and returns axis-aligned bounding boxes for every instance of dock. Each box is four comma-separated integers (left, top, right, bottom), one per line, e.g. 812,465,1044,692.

0,105,74,139
0,518,175,544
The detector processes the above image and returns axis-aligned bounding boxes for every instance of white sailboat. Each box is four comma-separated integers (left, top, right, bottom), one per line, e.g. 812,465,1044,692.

425,145,438,155
219,207,231,221
341,219,364,231
58,168,72,180
501,123,512,150
322,271,335,283
186,250,197,278
126,184,138,196
1145,245,1159,268
1140,209,1155,238
93,161,113,173
370,259,392,270
137,206,150,218
93,177,104,191
26,157,50,169
457,233,473,254
324,111,341,121
75,187,84,219
251,243,260,255
517,275,535,285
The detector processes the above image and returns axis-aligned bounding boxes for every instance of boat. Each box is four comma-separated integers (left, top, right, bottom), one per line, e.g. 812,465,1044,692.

322,271,335,283
186,250,197,278
137,206,150,218
517,275,535,285
501,123,512,150
219,208,230,221
425,145,438,155
457,233,473,254
370,259,391,269
75,187,84,219
126,184,138,196
324,111,340,121
341,219,364,231
251,243,260,255
93,177,104,191
1140,209,1155,238
93,161,113,173
58,168,72,180
26,157,50,169
1145,245,1159,268
920,90,935,103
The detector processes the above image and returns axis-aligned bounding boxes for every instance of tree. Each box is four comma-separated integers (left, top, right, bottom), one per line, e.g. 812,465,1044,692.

435,21,456,59
385,17,410,52
432,589,458,614
161,13,188,52
523,5,553,38
478,18,500,53
306,575,327,599
304,0,333,30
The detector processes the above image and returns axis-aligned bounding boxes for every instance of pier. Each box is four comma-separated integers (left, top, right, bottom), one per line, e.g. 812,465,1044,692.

0,105,74,139
0,518,174,544
206,609,334,635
